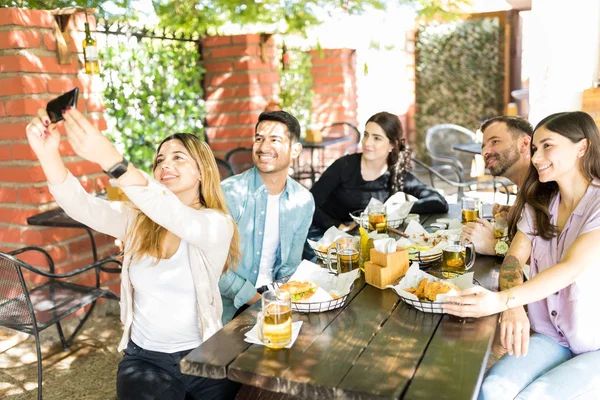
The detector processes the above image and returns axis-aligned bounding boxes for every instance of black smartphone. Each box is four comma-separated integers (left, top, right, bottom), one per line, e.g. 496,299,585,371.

46,87,79,123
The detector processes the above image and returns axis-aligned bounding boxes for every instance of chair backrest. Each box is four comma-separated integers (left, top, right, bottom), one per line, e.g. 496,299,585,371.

317,122,361,171
215,158,234,181
425,124,478,173
225,147,254,175
0,252,35,330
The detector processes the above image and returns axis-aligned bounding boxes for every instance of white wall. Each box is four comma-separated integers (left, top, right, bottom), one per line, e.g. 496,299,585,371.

527,0,600,125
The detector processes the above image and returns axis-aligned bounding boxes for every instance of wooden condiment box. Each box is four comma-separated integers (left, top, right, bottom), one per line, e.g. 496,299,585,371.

364,248,409,289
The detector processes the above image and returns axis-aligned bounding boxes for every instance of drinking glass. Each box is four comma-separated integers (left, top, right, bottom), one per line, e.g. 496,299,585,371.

368,204,387,233
461,198,482,224
327,237,360,274
256,290,292,349
441,241,476,277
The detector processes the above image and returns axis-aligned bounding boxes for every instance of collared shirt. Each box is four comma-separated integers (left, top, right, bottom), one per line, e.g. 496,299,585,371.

518,181,600,354
219,167,315,324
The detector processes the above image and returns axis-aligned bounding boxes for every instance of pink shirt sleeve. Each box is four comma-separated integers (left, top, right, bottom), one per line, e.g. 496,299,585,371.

517,204,536,240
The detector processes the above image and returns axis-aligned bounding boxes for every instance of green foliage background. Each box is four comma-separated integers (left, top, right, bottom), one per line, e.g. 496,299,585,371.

101,39,205,172
415,17,504,155
279,48,313,131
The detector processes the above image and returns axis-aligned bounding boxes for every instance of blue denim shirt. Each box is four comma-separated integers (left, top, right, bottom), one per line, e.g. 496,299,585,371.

219,167,315,323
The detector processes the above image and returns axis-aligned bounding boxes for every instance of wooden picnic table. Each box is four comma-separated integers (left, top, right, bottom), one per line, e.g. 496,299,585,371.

182,206,502,399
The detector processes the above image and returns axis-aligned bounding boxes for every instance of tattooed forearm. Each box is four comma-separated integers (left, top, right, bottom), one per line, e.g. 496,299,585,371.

499,255,524,290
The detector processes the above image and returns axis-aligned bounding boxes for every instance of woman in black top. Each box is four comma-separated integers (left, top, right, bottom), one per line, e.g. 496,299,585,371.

310,112,448,233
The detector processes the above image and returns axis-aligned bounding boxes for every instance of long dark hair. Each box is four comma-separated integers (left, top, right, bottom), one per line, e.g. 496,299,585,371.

365,112,412,193
508,112,600,240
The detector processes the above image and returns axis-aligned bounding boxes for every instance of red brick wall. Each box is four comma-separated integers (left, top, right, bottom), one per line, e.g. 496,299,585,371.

202,34,280,159
0,8,119,293
310,48,358,127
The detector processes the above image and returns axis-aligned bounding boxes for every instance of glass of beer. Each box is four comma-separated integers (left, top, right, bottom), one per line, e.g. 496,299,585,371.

327,237,360,274
442,241,476,277
461,197,482,224
256,289,292,349
368,204,387,233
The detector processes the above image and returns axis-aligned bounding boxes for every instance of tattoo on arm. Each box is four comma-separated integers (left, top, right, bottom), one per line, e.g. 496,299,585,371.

499,255,524,290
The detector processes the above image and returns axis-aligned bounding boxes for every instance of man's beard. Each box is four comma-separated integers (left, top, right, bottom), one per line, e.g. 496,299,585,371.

485,146,520,176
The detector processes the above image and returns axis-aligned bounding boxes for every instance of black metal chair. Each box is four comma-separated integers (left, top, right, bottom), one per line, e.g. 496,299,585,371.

215,158,234,181
225,147,254,175
318,121,361,171
0,246,122,400
412,158,511,204
425,123,478,182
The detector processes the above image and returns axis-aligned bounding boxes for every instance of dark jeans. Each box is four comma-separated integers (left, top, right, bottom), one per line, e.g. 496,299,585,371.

117,341,240,400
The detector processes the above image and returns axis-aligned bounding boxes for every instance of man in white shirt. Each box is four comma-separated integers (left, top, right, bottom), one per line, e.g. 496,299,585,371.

219,111,315,323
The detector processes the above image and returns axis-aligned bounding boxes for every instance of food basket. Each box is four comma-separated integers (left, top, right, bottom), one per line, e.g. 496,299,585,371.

273,281,351,313
313,246,335,264
350,210,405,229
389,264,475,314
408,249,442,268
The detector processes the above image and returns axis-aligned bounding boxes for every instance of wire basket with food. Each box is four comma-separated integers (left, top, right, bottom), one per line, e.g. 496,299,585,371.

388,263,474,313
275,260,360,313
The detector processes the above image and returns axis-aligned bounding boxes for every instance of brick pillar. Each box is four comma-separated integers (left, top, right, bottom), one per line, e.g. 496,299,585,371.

202,34,280,159
0,8,119,292
310,48,358,126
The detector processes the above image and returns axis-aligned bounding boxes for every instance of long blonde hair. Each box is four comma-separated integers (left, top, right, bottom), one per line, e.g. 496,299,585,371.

126,133,240,272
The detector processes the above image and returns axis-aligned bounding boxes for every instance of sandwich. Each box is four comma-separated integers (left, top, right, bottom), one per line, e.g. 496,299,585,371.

279,281,319,302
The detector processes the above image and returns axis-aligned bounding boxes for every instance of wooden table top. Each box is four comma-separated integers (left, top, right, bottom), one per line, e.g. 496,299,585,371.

181,208,502,399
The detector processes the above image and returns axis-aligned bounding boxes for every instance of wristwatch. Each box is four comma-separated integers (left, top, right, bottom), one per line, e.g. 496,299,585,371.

104,157,129,179
494,238,509,256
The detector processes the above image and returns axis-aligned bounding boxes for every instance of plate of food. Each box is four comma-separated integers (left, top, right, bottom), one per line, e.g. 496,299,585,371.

388,263,474,313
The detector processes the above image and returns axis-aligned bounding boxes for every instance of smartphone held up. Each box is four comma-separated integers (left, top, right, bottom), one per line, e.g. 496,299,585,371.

46,88,79,124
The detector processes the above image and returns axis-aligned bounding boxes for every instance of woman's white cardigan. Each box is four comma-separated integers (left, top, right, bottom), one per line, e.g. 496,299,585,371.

48,171,233,352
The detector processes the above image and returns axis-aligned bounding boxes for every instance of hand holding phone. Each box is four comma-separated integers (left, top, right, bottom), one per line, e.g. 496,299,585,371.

46,87,79,123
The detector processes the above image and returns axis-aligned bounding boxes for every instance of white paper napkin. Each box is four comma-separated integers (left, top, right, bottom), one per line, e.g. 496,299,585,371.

287,260,360,298
307,226,352,251
364,194,416,223
244,321,303,348
374,238,396,253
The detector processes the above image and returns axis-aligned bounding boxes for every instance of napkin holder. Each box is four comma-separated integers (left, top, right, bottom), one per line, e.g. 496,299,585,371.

364,248,409,289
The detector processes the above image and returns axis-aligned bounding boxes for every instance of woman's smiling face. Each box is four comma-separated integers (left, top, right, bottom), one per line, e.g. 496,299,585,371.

531,127,587,184
361,121,394,163
154,139,201,197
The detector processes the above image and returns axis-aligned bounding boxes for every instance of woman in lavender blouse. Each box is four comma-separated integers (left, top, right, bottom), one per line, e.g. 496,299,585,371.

444,111,600,399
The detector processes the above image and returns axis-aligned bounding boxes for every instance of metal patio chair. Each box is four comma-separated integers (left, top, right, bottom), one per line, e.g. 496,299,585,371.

225,147,254,175
0,246,122,399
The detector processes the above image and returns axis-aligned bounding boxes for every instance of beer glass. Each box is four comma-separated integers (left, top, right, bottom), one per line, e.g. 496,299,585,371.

461,198,482,224
327,237,360,274
256,289,292,349
368,204,387,233
442,241,476,276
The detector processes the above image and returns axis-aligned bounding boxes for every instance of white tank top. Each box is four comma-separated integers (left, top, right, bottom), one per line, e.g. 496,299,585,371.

130,241,202,353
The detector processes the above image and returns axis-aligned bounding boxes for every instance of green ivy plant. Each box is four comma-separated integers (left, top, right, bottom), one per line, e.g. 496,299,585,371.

415,17,504,156
101,39,205,172
279,47,313,131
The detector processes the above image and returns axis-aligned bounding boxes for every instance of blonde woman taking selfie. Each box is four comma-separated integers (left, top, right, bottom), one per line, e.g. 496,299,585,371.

26,107,241,400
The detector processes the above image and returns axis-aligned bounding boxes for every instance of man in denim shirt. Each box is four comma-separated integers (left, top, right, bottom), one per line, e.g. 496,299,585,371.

219,111,315,324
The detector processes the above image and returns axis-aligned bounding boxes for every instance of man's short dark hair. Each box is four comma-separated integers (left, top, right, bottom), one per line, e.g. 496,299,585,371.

481,116,533,138
256,110,301,142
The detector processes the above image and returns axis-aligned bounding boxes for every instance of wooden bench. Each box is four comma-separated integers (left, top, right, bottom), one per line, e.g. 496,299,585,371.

0,246,122,400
